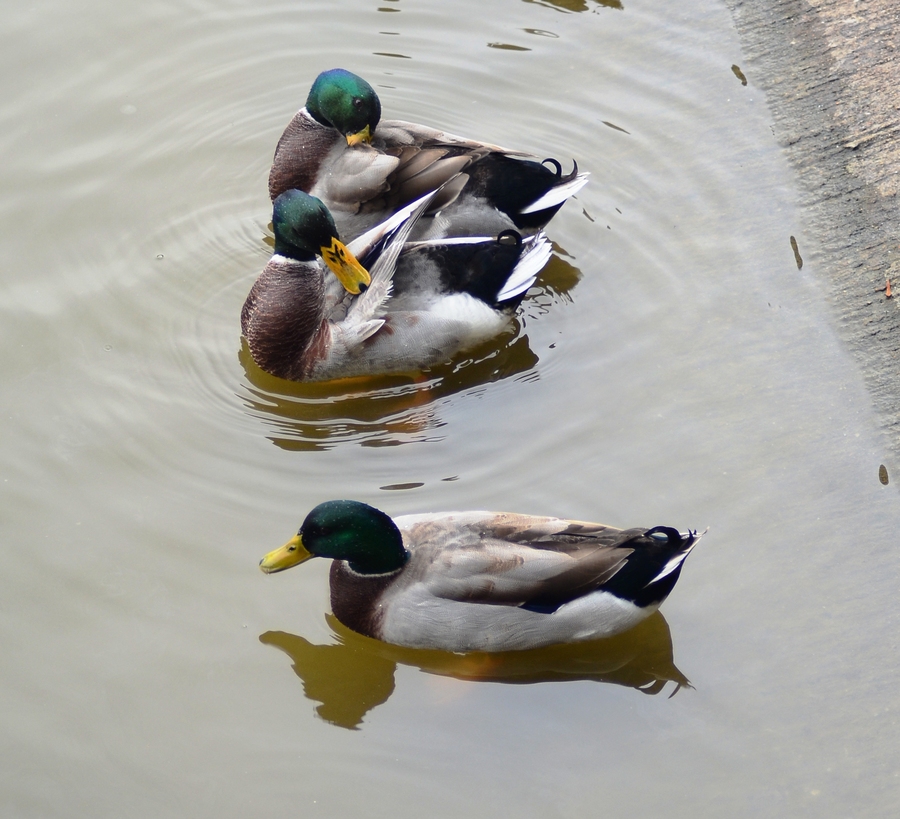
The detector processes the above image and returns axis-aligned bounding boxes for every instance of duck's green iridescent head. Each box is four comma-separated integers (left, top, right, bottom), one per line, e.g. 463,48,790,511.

271,190,370,294
260,500,409,576
306,68,381,146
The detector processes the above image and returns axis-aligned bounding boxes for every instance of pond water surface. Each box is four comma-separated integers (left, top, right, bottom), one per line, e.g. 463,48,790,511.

2,1,899,817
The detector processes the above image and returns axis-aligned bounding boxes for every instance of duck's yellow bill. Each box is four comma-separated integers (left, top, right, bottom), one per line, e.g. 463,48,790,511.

320,237,371,294
346,126,372,147
259,534,312,574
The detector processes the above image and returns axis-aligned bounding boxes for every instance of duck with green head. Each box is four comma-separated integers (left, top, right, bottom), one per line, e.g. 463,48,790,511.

268,68,589,241
241,188,553,382
259,500,704,652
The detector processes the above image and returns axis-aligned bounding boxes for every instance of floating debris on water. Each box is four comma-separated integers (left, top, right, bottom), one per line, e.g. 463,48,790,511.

790,235,803,269
731,64,748,86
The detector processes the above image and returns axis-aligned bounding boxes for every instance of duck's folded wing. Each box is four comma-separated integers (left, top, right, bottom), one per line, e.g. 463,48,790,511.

419,515,645,611
316,148,400,211
387,148,480,211
376,119,526,156
374,120,534,212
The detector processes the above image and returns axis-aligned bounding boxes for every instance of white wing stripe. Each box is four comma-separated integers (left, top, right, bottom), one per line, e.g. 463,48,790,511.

519,172,590,214
496,234,553,301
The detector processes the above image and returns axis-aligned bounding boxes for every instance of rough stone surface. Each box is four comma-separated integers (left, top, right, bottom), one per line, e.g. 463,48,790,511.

724,0,900,450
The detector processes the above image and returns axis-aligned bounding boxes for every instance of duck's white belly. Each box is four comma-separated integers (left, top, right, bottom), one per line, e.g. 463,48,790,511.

314,296,511,380
379,584,655,653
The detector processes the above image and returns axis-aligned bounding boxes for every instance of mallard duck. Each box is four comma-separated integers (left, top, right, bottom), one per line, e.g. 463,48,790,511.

268,68,589,240
241,188,552,381
259,500,704,652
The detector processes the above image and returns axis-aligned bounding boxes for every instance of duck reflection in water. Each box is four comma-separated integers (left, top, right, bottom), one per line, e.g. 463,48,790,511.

259,612,690,730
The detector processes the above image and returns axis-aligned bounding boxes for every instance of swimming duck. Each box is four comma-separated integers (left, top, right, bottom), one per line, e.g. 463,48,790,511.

241,188,552,382
259,500,704,652
268,68,589,240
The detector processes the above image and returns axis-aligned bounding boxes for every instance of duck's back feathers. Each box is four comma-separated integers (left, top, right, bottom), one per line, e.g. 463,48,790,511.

391,513,698,610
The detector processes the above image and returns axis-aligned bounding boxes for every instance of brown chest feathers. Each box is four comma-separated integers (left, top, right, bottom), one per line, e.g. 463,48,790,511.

329,561,399,641
268,113,339,201
240,259,330,380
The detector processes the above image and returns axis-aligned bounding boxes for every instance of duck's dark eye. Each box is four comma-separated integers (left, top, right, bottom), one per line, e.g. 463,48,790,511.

352,97,363,108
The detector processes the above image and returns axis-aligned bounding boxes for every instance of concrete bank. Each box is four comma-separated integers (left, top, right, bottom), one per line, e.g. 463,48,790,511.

725,0,900,452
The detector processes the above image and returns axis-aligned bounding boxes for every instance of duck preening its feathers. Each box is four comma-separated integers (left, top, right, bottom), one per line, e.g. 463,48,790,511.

240,189,552,382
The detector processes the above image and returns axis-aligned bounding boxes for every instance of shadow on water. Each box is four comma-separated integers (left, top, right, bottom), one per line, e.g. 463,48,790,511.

236,253,581,451
260,612,690,730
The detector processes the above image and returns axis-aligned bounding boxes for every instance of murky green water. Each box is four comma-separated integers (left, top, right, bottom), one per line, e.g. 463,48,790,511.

2,0,898,816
